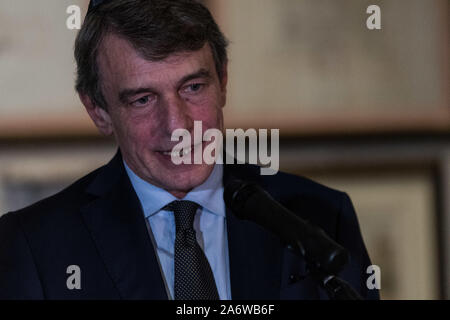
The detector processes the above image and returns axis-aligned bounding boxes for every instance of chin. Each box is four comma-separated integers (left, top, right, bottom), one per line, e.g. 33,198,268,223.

165,164,214,192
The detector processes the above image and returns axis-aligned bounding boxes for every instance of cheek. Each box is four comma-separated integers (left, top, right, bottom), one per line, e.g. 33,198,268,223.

129,121,162,149
110,113,154,149
190,95,223,126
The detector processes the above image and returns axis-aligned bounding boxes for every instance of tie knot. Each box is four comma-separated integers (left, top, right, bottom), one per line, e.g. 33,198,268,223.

165,200,200,231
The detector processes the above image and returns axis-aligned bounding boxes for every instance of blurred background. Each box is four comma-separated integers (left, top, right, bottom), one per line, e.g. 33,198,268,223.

0,0,448,299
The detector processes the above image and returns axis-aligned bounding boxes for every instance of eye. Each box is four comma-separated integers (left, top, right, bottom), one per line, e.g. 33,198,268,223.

131,95,153,107
190,83,202,91
183,83,205,93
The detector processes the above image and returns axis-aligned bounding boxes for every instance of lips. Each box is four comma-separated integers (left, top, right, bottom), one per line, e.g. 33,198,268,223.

161,148,192,157
157,142,204,158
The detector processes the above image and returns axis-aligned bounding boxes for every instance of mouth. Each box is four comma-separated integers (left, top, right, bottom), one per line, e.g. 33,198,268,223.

161,148,192,157
157,142,204,159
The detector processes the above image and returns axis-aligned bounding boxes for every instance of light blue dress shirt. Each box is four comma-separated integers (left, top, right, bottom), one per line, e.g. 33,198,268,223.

124,162,231,300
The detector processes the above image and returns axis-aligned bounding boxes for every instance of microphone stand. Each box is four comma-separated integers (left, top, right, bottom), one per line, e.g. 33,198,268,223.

319,273,363,300
224,179,363,300
290,242,363,300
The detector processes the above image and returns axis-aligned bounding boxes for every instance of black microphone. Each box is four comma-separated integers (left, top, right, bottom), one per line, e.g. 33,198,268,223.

224,179,349,276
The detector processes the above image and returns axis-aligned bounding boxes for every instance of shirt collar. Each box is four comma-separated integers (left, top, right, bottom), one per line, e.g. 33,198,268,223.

124,162,225,219
184,164,225,218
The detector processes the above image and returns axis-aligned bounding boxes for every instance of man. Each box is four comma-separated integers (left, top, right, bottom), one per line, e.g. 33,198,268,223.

0,0,378,300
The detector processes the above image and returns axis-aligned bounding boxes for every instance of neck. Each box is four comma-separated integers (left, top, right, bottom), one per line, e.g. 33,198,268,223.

169,190,189,199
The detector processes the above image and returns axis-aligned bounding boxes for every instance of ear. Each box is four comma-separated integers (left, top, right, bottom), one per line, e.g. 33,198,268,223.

79,93,114,136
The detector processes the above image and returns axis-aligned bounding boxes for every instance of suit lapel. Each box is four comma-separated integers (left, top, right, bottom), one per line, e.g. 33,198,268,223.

80,151,167,300
226,206,283,299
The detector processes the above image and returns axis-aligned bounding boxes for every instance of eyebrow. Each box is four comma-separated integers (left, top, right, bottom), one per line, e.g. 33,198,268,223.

118,68,213,103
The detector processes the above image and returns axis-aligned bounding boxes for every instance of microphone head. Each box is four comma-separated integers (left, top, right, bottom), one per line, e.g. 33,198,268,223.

224,179,259,220
224,178,350,275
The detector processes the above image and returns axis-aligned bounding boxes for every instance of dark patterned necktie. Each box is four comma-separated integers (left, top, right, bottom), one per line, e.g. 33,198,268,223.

165,200,220,300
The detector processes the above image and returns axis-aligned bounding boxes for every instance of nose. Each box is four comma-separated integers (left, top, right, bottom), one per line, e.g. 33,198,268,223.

162,93,193,135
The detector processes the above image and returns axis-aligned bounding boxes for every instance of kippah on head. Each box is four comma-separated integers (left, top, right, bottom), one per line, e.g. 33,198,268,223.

88,0,111,13
89,0,106,9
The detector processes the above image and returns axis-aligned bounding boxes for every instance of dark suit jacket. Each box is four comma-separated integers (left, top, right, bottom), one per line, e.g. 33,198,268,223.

0,151,379,300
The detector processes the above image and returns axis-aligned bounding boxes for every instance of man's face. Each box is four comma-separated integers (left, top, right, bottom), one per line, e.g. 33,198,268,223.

83,34,227,198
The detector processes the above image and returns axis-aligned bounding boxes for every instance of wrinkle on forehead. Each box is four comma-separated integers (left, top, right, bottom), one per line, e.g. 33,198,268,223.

97,33,215,94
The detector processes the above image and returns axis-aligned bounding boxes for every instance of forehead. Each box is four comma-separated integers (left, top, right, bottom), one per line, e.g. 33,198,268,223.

97,33,215,87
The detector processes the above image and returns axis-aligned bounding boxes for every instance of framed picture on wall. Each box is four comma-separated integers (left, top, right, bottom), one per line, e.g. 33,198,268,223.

207,0,449,135
0,0,94,138
305,170,440,299
0,143,115,214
